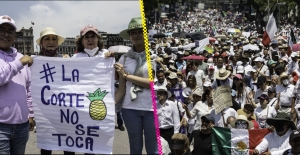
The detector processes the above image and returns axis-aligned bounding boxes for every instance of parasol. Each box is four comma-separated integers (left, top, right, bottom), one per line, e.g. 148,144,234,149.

181,54,206,60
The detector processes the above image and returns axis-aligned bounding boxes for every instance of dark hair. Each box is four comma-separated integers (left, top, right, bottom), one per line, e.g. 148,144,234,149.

187,75,196,87
76,32,104,52
244,104,254,113
157,70,165,75
202,89,211,102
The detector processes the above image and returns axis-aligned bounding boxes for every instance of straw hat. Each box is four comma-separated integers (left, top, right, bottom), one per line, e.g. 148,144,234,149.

215,68,231,80
154,86,172,98
230,115,254,129
168,72,178,79
36,27,65,46
119,17,142,40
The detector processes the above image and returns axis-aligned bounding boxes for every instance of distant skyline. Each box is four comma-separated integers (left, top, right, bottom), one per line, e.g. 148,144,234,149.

0,1,141,50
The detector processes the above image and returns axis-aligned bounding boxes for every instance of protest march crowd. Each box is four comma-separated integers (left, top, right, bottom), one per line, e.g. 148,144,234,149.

149,7,300,155
2,3,300,155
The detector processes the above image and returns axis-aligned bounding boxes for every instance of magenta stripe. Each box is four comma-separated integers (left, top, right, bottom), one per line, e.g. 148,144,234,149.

150,81,162,155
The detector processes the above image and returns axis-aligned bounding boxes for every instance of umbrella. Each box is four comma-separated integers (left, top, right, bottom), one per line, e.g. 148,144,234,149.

153,33,166,38
209,37,216,42
108,45,131,53
293,44,300,51
214,34,227,38
181,54,206,60
243,44,259,51
186,32,206,40
227,28,241,33
172,32,187,38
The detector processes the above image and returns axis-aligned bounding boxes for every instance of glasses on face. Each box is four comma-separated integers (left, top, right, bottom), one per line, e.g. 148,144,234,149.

235,120,247,126
0,29,15,36
233,78,240,81
83,35,97,40
128,30,143,36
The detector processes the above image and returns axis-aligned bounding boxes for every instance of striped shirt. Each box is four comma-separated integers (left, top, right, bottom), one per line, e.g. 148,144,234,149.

255,129,292,155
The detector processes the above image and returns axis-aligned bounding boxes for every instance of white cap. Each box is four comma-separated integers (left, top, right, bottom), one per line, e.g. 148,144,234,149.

254,57,264,62
236,61,243,66
236,65,244,74
0,15,16,30
291,52,299,58
203,81,212,87
192,88,203,96
207,58,213,65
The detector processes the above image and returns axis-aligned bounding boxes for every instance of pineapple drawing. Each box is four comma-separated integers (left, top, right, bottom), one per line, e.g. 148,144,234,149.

87,88,108,120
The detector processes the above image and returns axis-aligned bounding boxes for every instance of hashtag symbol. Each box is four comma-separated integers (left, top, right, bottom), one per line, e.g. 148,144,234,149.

39,63,56,83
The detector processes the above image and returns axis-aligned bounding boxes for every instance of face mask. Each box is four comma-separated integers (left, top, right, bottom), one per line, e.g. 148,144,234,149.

236,124,248,129
84,47,99,57
282,79,289,86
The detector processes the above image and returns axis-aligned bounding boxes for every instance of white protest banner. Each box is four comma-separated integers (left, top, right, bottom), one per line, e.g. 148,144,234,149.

31,56,115,154
212,85,232,114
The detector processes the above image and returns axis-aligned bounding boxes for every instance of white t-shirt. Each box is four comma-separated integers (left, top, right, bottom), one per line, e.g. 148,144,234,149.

187,70,205,88
210,107,238,127
255,105,277,128
276,84,295,106
253,65,269,77
118,54,153,111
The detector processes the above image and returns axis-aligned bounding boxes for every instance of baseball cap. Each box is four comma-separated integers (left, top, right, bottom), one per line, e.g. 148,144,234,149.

234,74,243,80
203,81,212,87
290,130,300,141
257,76,266,85
201,115,215,124
291,52,299,58
268,86,276,93
254,57,264,62
236,66,244,74
208,65,215,70
257,94,268,100
0,15,16,30
80,25,99,36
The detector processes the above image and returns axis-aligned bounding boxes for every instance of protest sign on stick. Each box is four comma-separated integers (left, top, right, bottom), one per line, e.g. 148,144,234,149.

212,85,232,114
31,56,115,154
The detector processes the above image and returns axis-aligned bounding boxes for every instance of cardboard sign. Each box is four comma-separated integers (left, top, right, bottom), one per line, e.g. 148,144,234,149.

31,56,115,154
212,85,232,114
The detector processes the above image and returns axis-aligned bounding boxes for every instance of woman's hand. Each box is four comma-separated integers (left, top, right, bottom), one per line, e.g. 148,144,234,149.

114,63,126,78
105,51,115,58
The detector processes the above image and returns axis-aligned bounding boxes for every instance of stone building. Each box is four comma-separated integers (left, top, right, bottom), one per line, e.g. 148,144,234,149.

12,27,34,55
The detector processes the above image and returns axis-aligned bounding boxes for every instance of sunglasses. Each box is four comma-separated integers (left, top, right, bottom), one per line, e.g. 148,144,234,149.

235,120,248,126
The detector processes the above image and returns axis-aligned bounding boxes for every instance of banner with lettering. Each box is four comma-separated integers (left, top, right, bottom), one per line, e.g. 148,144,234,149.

31,56,115,154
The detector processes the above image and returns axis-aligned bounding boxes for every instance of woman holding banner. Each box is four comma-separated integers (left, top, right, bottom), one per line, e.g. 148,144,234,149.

36,27,95,155
113,17,158,154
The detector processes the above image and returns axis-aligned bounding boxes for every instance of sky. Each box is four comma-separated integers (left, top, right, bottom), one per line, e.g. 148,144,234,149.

0,1,141,50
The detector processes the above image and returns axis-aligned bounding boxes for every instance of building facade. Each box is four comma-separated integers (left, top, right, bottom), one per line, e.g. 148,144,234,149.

12,27,34,55
57,37,76,56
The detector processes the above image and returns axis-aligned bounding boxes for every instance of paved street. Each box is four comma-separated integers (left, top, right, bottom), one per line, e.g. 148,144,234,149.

25,124,146,154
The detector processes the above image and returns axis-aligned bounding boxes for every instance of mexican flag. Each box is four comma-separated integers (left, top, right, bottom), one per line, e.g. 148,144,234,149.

212,127,270,155
262,3,278,46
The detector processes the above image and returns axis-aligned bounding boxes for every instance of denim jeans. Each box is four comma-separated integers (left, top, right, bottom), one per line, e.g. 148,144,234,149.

0,121,29,154
122,108,158,154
